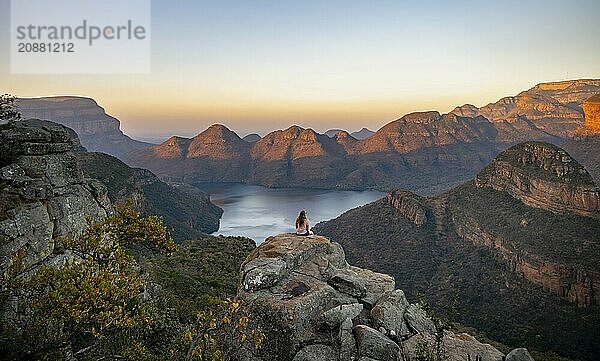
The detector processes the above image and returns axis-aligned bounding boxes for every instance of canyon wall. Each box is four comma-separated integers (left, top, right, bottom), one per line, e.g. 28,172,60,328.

475,142,600,218
387,190,428,226
17,97,150,158
453,214,600,307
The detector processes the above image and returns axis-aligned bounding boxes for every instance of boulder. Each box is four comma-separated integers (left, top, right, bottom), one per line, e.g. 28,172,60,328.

404,332,505,361
403,303,436,335
292,344,337,361
370,290,410,338
242,257,287,291
338,318,357,360
353,325,402,361
506,348,535,361
329,268,367,298
320,303,363,329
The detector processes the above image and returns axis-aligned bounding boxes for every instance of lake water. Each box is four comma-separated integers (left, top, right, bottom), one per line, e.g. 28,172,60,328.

195,183,384,243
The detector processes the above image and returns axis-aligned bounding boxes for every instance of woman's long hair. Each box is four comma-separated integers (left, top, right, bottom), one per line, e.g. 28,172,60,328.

295,210,307,228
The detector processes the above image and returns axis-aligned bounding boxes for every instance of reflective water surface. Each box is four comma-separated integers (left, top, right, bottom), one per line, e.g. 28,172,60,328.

195,183,384,243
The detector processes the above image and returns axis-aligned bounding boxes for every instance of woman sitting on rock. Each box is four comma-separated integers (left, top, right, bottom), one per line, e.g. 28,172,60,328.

295,209,314,236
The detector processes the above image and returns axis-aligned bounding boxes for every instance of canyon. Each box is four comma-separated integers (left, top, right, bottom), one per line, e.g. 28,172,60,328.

315,141,600,360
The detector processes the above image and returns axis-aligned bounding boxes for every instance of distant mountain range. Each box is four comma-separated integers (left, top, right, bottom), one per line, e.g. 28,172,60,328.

122,79,600,192
314,141,600,360
324,127,375,140
16,79,600,193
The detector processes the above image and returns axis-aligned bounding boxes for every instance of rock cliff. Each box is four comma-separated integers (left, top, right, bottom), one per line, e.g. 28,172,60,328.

475,142,600,218
574,94,600,136
0,120,111,280
387,190,428,226
237,234,529,361
562,94,600,186
17,97,150,159
452,212,600,307
452,79,600,142
315,142,600,359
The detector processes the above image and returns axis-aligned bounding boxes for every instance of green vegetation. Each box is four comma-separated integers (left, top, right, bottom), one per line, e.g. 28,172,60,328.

77,152,223,242
1,205,259,360
448,182,600,269
146,235,256,321
3,204,176,359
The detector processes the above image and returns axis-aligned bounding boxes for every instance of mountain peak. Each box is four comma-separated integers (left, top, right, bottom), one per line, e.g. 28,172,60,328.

350,128,375,140
476,142,599,217
334,130,351,138
281,125,305,137
151,136,192,158
186,124,248,159
243,133,261,142
199,124,236,137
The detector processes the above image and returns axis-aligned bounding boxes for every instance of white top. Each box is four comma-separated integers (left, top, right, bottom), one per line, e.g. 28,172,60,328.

296,220,310,234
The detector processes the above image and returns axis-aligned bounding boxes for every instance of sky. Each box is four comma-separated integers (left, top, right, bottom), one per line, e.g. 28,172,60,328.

1,0,599,140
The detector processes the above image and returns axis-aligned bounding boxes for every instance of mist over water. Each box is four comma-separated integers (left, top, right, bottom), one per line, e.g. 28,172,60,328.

195,183,384,243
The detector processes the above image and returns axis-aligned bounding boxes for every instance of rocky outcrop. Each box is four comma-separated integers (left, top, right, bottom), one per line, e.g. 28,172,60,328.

453,79,600,141
17,97,150,159
575,94,600,136
315,141,600,358
387,190,428,226
236,234,523,361
0,120,111,280
505,348,535,361
475,142,600,218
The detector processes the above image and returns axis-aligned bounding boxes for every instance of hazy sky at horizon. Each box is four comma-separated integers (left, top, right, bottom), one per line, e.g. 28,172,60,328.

1,0,599,139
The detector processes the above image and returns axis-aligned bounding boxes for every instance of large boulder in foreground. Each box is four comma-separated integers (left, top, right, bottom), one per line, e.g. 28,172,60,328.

236,234,527,360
